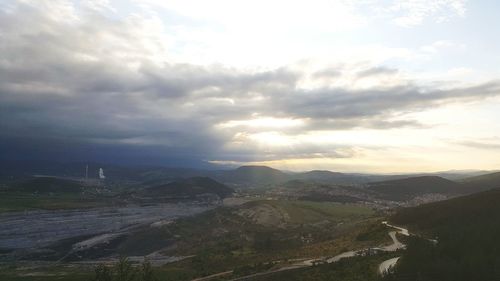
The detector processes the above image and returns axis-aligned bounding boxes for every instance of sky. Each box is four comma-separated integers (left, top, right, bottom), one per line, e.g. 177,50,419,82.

1,0,500,173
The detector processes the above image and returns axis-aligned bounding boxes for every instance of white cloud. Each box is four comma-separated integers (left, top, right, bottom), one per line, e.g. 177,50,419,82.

139,0,367,32
388,0,467,27
81,0,116,13
420,40,466,54
5,0,500,173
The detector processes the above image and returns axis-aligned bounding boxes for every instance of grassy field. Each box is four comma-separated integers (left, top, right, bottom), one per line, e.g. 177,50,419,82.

0,191,112,213
0,264,92,281
266,200,374,224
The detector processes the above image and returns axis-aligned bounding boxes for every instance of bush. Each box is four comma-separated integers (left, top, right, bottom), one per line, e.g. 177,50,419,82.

91,257,159,281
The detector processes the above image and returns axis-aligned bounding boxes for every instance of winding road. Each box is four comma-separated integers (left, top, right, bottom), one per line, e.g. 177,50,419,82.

378,257,401,275
377,221,410,275
193,221,412,281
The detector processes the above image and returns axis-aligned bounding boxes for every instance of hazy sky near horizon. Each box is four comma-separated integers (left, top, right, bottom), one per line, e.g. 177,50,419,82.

1,0,500,172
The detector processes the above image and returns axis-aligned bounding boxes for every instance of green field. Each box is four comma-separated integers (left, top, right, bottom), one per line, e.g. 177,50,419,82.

264,200,374,224
0,264,92,281
0,191,112,213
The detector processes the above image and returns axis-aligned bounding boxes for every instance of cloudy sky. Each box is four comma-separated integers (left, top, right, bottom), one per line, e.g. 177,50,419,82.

1,0,500,173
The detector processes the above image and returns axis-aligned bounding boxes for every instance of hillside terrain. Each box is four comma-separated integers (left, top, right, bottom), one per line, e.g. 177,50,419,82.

4,166,500,281
0,199,390,281
269,180,378,204
120,200,389,280
384,188,500,281
139,177,233,199
460,171,500,193
366,176,462,201
2,162,496,194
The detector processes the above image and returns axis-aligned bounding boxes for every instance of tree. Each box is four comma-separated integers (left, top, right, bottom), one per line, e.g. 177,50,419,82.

94,264,112,281
140,259,158,281
115,256,137,281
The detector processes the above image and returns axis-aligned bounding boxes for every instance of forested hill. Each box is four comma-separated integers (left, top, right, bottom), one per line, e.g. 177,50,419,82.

366,176,461,201
384,188,500,281
141,177,233,199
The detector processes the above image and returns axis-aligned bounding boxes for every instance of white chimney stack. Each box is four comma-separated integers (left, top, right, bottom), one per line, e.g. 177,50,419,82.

99,168,106,179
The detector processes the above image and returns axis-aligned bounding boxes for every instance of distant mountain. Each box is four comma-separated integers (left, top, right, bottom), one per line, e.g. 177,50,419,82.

141,177,233,199
295,170,344,180
215,166,289,186
4,161,497,192
387,170,497,181
460,171,500,193
12,177,83,193
291,170,378,184
215,166,381,187
366,176,462,201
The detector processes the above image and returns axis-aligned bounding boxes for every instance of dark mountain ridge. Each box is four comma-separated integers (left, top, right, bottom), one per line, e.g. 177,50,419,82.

385,188,500,281
460,171,500,193
214,165,289,186
366,176,462,201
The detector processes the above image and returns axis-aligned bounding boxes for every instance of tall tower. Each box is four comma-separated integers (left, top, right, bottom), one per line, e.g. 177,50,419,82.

85,165,88,181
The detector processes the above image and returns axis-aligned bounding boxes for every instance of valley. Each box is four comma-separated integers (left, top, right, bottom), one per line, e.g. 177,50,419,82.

1,164,500,281
3,2,499,280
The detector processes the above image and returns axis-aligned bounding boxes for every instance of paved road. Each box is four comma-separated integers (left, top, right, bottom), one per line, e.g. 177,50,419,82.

196,222,412,281
382,221,409,236
379,257,400,275
378,221,411,276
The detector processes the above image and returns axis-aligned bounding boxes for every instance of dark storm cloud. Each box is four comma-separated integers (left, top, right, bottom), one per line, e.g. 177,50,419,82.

275,82,500,123
1,1,500,165
217,146,357,162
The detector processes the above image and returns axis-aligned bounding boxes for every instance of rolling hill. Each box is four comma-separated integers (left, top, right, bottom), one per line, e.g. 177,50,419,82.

460,171,500,193
216,165,290,186
140,177,233,199
366,176,462,201
292,170,380,184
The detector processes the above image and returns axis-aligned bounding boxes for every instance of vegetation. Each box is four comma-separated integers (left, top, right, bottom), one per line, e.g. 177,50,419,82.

383,188,500,281
367,176,461,201
12,177,84,193
92,257,156,281
253,254,395,281
0,191,111,213
0,176,115,213
94,264,113,281
150,200,386,279
460,171,500,193
141,177,233,199
140,260,158,281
